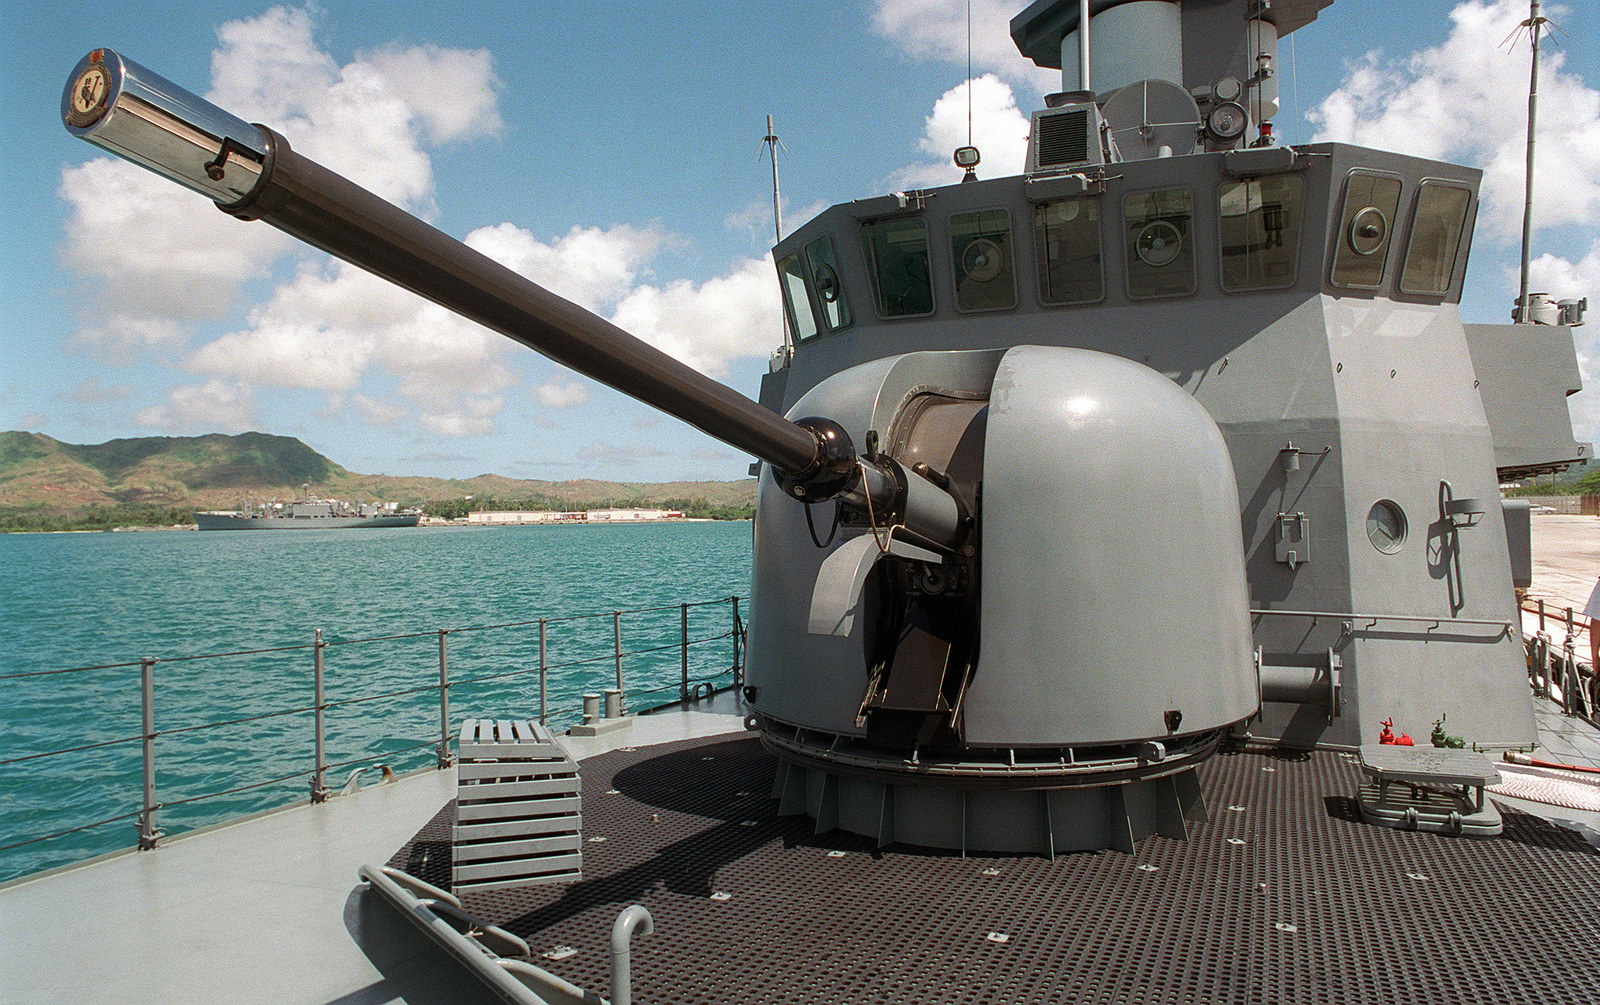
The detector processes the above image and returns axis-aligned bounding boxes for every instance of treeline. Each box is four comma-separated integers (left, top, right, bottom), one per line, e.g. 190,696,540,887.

423,495,753,521
1504,462,1600,498
0,504,195,533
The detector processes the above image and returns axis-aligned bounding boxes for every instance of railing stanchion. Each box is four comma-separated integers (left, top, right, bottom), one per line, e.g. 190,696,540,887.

614,611,624,692
438,629,454,768
311,629,329,803
137,655,160,849
731,595,742,689
681,603,690,704
539,618,549,726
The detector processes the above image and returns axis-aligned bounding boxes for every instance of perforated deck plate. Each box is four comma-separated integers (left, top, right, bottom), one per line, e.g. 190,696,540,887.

390,738,1600,1005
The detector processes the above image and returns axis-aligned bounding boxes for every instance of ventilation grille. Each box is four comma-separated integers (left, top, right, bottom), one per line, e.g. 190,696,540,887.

1037,109,1089,166
1028,104,1104,176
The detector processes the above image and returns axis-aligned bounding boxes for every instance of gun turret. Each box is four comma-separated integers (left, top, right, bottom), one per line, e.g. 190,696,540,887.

60,48,964,552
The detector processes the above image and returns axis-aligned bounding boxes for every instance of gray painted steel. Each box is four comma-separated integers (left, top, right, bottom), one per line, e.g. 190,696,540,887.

971,345,1254,745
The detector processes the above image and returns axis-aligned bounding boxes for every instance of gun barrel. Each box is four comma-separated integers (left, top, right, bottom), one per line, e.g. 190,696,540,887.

62,48,823,480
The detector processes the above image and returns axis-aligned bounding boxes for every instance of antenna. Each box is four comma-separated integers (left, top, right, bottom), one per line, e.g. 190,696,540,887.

763,114,784,247
954,0,981,181
763,114,793,360
1511,0,1550,323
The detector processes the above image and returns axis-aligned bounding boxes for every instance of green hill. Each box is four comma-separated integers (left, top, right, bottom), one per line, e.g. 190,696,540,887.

0,431,756,530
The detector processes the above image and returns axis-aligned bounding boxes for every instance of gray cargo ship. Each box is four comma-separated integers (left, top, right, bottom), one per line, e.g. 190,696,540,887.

194,498,421,530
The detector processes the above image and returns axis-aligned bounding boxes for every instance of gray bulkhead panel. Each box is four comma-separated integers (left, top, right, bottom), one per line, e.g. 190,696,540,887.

1461,321,1589,476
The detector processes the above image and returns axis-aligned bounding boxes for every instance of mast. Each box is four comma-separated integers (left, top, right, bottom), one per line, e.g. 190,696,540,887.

1515,0,1546,323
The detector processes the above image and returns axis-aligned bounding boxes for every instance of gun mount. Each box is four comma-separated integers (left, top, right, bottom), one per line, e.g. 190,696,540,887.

64,0,1586,856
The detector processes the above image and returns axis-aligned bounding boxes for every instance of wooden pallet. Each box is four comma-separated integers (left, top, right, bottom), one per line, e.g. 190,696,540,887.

453,719,582,892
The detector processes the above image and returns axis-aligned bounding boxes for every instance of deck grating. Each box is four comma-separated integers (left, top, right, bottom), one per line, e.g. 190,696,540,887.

388,737,1600,1005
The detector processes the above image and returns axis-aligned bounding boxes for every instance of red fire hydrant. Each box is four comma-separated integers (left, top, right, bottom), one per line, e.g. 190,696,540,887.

1379,718,1415,746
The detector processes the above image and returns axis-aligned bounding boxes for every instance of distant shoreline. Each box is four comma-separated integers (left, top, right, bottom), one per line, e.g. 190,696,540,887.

4,516,751,536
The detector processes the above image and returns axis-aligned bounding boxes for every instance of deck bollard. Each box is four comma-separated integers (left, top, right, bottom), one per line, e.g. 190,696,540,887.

604,688,623,719
582,693,600,724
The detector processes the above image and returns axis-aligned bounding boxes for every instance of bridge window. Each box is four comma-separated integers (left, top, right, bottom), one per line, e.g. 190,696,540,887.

1219,175,1303,291
861,218,934,317
1330,171,1402,290
949,209,1016,312
1123,188,1195,300
1399,182,1472,296
805,236,851,330
776,253,819,341
1033,198,1103,305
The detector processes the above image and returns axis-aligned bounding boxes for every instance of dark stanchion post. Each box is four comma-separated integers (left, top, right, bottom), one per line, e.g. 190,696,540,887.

311,629,328,803
614,611,624,692
731,596,743,689
539,618,548,726
137,655,160,849
681,603,690,704
438,629,454,768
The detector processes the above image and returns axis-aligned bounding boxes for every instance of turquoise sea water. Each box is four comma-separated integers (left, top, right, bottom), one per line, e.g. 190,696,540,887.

0,521,752,882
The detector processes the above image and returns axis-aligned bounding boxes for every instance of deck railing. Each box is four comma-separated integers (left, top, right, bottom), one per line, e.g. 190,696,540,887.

1521,597,1598,728
0,596,745,881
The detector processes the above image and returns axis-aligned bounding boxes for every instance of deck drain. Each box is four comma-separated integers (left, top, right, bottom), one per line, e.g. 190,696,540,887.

710,891,733,901
986,932,1011,944
1274,922,1299,933
542,946,576,961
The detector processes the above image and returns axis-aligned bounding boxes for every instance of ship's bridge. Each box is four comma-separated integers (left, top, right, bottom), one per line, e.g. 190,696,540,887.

772,144,1478,365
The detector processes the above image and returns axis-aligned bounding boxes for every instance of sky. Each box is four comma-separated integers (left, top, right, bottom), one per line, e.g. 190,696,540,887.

2,0,1596,484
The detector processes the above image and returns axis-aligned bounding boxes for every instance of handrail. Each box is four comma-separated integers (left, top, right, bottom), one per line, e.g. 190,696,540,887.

1,596,747,881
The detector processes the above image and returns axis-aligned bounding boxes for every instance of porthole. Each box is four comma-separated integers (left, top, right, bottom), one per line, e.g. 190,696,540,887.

1366,500,1408,554
1136,221,1183,266
815,263,839,302
1348,207,1388,256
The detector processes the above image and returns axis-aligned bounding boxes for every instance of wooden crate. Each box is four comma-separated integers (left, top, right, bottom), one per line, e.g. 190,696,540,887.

453,719,582,892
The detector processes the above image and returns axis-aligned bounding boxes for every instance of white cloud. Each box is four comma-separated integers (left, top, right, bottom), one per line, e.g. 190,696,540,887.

608,256,784,377
205,6,501,213
887,75,1032,190
136,379,256,432
464,222,670,313
58,5,784,441
58,158,290,343
1524,240,1600,302
67,378,131,405
416,395,503,437
873,0,1060,96
352,394,408,425
1308,0,1600,243
579,441,666,465
724,198,831,243
536,380,590,408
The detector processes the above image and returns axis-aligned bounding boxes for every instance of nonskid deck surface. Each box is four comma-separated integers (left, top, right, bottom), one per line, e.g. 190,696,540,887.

390,737,1599,1005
